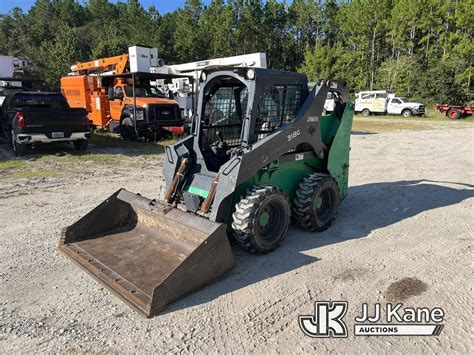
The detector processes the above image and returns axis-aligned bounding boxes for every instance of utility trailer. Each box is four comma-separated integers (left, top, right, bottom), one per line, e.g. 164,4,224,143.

435,103,473,119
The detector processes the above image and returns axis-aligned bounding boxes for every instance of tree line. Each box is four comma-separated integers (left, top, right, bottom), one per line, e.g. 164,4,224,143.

0,0,472,104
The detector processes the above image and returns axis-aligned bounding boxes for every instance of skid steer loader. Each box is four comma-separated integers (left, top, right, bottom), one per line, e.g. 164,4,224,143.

59,67,354,317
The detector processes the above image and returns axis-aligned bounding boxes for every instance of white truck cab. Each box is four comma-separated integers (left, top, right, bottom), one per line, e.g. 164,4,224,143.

355,90,425,117
386,96,425,117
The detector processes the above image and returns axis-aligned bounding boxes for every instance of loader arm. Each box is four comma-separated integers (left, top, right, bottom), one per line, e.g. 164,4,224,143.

209,80,352,222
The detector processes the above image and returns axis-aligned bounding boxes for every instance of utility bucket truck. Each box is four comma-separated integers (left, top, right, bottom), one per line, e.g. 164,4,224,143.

355,90,425,117
61,46,187,140
0,56,28,97
155,53,267,121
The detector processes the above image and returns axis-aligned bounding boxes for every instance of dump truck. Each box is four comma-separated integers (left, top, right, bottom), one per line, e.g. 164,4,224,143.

59,67,354,317
61,46,185,140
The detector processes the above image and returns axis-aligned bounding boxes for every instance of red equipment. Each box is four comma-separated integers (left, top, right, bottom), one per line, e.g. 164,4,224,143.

435,104,473,120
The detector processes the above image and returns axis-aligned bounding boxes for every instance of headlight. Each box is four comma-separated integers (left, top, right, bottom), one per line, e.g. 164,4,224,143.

135,110,145,121
200,71,207,82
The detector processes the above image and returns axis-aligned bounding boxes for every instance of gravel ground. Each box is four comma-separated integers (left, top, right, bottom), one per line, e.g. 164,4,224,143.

1,122,473,352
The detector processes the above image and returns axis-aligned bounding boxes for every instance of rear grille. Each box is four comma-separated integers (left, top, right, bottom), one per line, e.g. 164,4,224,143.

147,105,180,123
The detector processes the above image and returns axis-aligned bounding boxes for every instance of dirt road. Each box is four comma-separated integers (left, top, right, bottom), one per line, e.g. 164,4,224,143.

1,122,473,352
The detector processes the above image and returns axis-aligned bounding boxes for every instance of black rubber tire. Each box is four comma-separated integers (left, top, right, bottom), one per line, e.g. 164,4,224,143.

402,109,412,118
11,130,27,156
447,108,461,120
232,185,290,253
73,139,88,151
120,116,138,141
293,173,340,232
362,108,370,116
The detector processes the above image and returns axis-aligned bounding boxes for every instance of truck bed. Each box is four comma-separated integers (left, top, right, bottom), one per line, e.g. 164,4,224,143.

20,107,88,135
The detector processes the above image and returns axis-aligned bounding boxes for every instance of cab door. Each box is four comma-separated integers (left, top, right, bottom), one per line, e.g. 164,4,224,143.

109,86,125,120
387,98,403,114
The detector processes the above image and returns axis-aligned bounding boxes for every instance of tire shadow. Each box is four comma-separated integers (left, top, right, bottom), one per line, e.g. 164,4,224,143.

164,179,474,315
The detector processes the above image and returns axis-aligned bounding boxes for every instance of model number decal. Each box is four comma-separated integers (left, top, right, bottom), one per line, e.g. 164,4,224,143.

287,130,301,141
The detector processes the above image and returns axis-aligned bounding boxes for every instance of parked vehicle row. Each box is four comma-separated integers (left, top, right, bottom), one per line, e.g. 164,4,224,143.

316,88,426,118
354,90,425,117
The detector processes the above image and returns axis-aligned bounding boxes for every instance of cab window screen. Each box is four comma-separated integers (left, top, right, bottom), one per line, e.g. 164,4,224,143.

201,82,248,149
255,85,303,141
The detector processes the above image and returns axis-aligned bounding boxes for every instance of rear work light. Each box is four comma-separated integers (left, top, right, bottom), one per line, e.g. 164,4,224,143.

16,112,25,129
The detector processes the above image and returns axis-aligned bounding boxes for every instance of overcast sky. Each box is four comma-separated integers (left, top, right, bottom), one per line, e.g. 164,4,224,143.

0,1,212,14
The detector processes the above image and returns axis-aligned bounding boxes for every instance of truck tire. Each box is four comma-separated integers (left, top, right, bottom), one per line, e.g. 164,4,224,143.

447,108,461,120
402,109,412,118
73,139,88,151
232,185,290,253
362,108,370,116
120,117,138,141
292,173,340,232
11,130,27,156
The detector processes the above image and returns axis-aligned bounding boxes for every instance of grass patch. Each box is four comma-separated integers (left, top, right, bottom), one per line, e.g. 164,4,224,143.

37,153,124,166
0,159,25,172
90,130,173,155
8,168,58,179
352,119,427,133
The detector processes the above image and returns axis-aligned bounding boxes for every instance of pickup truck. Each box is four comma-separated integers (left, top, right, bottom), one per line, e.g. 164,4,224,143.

355,91,425,117
0,91,91,156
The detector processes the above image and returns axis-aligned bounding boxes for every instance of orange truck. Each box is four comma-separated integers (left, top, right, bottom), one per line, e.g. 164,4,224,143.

61,46,185,140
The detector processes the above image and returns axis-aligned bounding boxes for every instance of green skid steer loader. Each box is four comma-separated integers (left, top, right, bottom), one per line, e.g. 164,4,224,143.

59,67,354,317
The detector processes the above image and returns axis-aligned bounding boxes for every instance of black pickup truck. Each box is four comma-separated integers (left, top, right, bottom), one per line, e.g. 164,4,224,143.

0,90,90,156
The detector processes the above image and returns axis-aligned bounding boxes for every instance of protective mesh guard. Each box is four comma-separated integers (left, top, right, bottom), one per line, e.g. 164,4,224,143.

255,85,303,141
201,86,248,149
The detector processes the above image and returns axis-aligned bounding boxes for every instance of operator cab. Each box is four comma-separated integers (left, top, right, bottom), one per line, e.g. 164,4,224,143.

112,84,166,100
197,68,310,172
200,75,248,171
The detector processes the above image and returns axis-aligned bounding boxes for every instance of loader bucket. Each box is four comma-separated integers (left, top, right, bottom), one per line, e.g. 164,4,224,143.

59,189,235,317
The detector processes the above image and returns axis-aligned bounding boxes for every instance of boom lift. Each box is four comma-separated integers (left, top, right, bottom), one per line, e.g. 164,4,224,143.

61,46,185,140
59,67,354,317
0,55,27,90
156,53,267,119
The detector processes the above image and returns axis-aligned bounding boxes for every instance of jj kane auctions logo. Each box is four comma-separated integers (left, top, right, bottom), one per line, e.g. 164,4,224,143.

299,301,444,337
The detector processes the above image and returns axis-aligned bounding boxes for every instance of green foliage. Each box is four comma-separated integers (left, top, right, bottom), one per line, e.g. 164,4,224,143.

0,0,471,103
37,23,83,89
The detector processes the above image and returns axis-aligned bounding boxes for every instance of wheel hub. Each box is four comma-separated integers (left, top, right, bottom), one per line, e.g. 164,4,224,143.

259,211,270,226
256,204,281,240
314,190,332,221
314,196,323,209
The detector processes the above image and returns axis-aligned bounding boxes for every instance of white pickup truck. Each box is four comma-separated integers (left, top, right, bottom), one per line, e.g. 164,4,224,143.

355,91,425,117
